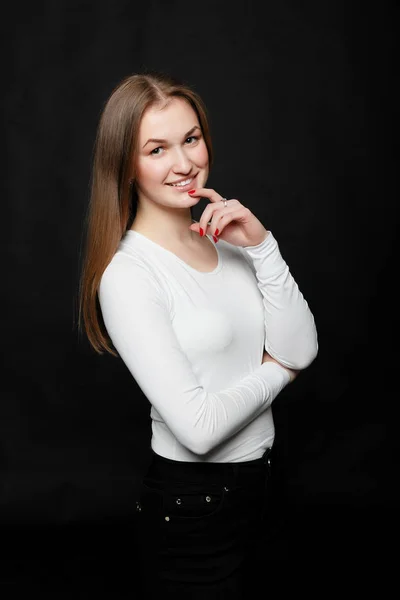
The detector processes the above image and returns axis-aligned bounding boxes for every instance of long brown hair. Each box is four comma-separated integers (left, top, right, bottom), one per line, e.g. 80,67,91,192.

76,71,213,357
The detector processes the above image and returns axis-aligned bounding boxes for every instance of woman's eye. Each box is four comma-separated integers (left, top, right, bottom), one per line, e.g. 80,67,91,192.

150,136,199,155
150,147,163,155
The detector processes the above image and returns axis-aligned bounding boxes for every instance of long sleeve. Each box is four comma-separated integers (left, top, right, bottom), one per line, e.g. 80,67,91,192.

98,256,290,457
240,232,318,369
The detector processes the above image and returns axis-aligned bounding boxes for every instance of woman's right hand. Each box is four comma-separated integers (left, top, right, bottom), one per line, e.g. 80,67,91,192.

262,350,299,383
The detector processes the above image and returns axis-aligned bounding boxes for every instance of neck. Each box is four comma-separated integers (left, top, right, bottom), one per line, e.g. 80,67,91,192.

131,204,197,245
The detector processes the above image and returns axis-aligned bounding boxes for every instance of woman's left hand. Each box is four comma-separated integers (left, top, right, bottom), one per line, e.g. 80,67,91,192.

188,187,269,247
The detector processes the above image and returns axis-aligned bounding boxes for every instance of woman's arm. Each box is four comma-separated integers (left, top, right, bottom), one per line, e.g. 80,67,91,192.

240,232,318,370
99,255,291,457
262,350,299,381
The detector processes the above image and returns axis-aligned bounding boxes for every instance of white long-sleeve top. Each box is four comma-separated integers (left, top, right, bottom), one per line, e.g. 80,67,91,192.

98,224,318,462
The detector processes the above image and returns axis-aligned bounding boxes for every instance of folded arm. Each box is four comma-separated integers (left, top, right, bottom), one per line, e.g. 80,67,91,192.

240,232,318,370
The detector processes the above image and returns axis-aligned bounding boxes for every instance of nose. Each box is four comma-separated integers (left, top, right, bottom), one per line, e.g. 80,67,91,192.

171,147,192,174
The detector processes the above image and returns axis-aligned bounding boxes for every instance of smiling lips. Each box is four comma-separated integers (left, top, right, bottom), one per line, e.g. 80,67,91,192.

167,176,196,191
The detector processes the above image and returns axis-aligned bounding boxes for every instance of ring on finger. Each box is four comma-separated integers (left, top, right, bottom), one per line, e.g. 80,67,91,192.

222,198,228,208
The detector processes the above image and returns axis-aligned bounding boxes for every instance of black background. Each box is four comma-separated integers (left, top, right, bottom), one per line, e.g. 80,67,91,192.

2,0,397,593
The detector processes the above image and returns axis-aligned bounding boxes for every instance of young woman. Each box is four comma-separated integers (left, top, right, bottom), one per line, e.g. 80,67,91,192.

77,71,318,597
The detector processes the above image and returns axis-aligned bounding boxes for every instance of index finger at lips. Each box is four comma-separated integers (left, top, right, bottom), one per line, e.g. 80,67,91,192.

190,188,223,203
190,188,225,236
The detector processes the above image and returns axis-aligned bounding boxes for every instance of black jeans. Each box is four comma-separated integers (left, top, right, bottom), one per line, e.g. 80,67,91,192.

134,447,273,598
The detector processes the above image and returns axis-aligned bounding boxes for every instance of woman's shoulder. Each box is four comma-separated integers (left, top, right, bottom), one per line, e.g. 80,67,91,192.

100,234,164,293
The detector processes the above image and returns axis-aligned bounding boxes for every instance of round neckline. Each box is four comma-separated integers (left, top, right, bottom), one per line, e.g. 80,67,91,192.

124,228,223,276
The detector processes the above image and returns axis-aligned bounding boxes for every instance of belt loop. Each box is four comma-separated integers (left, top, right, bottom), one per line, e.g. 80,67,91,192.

263,447,272,465
230,462,239,487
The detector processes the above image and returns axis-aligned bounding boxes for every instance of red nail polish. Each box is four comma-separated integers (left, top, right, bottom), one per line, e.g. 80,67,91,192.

215,229,219,236
200,227,204,236
213,235,218,243
188,189,196,194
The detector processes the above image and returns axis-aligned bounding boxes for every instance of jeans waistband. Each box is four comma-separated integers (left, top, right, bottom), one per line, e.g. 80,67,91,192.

146,447,272,488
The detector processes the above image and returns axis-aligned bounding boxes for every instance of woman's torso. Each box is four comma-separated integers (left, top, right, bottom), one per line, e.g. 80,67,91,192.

115,227,275,462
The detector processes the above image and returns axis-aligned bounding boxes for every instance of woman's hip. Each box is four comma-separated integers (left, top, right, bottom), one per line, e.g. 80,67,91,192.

134,448,273,587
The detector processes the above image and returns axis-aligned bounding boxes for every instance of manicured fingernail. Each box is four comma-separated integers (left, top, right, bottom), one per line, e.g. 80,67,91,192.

188,189,196,194
215,229,219,236
200,227,204,236
213,235,218,243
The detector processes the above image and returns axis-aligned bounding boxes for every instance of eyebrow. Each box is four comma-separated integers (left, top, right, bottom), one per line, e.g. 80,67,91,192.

142,125,201,149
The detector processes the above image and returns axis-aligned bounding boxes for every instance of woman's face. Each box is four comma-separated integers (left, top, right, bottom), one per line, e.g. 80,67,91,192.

134,97,209,210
